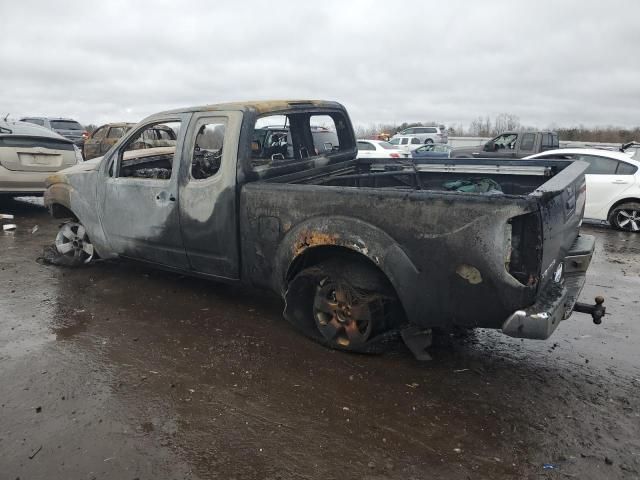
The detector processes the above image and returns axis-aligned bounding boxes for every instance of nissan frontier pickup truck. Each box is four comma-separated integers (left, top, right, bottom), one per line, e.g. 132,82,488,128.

44,100,604,359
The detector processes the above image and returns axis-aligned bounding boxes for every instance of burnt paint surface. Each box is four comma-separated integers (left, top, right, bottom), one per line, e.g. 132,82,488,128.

240,181,541,330
45,100,588,334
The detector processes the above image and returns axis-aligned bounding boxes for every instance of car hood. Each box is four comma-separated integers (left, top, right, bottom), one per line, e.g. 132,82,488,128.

62,156,102,174
44,157,102,188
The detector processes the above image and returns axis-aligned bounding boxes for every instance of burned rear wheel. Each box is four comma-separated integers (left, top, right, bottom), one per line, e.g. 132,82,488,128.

609,202,640,232
284,259,401,353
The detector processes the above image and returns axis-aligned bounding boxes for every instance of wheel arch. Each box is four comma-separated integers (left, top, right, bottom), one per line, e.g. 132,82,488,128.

49,203,78,220
606,197,640,219
275,216,424,325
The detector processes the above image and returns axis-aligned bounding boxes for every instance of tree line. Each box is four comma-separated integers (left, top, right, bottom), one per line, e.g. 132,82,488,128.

355,113,640,144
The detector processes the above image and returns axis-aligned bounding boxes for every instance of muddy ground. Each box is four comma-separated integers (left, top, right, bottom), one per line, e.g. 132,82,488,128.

0,197,638,480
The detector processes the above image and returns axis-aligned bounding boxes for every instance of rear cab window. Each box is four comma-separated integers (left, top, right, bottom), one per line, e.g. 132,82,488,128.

520,133,535,151
249,109,354,179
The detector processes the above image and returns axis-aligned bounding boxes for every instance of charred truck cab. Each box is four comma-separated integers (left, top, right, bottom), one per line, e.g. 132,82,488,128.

44,100,605,360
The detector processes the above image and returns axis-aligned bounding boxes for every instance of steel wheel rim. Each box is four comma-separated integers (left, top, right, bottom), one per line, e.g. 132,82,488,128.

312,280,373,348
617,209,640,231
55,222,94,263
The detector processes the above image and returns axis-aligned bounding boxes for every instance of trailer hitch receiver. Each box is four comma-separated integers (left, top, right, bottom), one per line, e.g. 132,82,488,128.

573,296,605,325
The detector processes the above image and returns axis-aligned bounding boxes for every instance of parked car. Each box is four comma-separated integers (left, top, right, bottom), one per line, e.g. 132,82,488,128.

392,125,448,144
83,123,135,160
451,131,559,159
0,120,82,195
356,139,406,159
411,144,452,159
20,117,87,148
44,100,603,359
526,148,640,232
388,135,423,154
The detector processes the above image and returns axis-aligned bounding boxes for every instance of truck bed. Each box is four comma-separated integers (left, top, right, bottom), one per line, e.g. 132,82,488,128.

284,158,574,196
239,157,589,333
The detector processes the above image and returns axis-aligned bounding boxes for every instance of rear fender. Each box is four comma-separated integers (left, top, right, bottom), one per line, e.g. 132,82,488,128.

275,216,423,325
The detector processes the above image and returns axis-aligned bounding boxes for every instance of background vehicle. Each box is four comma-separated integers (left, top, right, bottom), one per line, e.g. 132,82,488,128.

451,131,559,159
356,139,406,159
0,120,81,195
388,135,423,154
391,125,448,144
411,144,452,159
526,148,640,232
20,117,87,148
83,122,135,160
621,141,640,161
45,100,601,358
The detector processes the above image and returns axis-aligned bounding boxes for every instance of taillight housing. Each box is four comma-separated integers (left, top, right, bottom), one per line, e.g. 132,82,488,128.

390,153,400,158
82,131,89,139
506,212,542,286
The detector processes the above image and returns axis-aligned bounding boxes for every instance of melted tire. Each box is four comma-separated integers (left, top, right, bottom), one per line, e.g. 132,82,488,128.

283,259,402,354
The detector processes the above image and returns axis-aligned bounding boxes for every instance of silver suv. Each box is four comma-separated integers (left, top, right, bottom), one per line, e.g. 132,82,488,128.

20,117,87,147
391,125,448,144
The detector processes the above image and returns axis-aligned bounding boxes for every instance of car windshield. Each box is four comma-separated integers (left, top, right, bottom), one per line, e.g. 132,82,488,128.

50,120,83,130
379,142,396,150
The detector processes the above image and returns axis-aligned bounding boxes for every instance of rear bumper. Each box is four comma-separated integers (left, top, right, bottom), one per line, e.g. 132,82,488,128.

501,234,595,340
0,165,50,193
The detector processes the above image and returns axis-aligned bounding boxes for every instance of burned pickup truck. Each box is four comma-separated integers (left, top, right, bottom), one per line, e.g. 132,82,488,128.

44,100,604,359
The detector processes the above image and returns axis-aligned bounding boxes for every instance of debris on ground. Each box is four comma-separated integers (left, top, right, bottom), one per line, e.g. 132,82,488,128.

0,213,14,219
28,445,42,460
37,244,81,267
3,224,17,231
31,225,39,234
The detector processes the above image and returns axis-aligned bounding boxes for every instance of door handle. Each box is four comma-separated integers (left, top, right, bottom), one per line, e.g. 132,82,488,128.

155,192,176,202
612,180,629,184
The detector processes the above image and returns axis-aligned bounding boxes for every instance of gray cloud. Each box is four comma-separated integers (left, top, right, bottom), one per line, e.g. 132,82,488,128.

1,0,638,129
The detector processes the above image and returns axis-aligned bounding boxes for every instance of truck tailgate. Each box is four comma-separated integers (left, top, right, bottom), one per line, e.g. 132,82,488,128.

532,160,588,288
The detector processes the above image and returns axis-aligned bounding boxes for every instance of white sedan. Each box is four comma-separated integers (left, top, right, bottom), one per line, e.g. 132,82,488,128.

525,148,640,231
356,139,407,159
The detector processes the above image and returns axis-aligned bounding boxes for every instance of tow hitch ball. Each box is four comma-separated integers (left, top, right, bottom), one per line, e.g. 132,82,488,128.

573,296,606,325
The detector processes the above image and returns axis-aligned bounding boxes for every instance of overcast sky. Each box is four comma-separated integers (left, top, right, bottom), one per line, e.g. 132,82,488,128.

1,0,639,129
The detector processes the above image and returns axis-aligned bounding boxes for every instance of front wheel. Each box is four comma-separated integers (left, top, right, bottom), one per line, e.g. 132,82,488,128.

283,260,401,353
609,202,640,232
54,221,95,266
424,138,434,144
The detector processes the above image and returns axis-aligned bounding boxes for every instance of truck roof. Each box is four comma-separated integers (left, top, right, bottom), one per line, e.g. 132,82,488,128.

154,100,344,116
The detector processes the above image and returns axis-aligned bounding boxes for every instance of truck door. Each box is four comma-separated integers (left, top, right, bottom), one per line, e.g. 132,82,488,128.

493,133,518,158
85,126,107,159
97,115,190,268
177,111,242,279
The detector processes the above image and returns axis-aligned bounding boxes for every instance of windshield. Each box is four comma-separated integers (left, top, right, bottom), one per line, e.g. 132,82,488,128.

50,120,83,130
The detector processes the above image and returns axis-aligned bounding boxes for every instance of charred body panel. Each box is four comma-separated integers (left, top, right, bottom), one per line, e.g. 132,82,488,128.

240,179,540,330
44,100,601,356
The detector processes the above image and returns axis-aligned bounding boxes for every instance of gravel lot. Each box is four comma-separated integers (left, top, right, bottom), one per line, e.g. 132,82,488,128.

1,197,639,480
